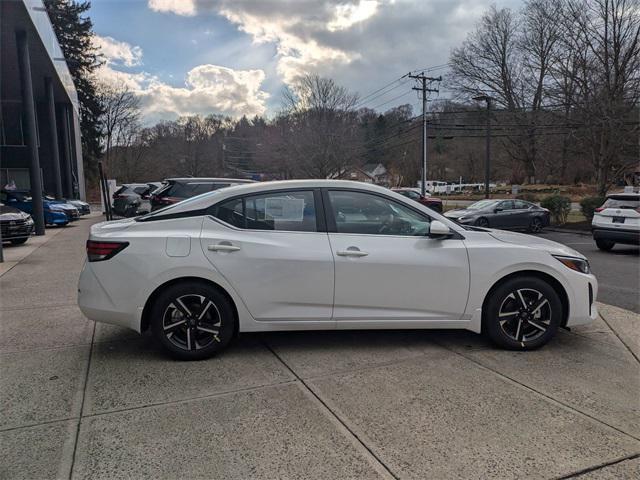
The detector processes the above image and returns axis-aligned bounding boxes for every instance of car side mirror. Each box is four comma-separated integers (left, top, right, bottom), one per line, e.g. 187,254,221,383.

494,208,502,213
428,220,451,238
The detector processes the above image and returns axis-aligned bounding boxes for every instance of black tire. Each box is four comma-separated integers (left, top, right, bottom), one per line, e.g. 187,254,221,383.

10,237,29,245
528,217,543,233
595,239,614,251
150,281,235,360
475,217,489,228
484,276,562,350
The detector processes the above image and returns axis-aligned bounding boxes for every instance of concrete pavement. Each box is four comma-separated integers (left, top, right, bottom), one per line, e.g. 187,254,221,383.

1,217,638,479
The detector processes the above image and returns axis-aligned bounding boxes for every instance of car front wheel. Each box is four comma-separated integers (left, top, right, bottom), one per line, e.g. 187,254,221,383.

484,276,562,350
475,217,489,228
151,281,235,360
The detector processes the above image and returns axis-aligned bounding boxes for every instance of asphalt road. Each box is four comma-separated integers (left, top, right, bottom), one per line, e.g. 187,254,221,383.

538,230,639,313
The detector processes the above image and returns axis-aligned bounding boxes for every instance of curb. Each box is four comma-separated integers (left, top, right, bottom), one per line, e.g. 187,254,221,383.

545,227,592,236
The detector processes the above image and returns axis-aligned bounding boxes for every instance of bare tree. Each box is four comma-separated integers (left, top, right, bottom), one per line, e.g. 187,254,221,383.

558,0,640,194
99,81,141,172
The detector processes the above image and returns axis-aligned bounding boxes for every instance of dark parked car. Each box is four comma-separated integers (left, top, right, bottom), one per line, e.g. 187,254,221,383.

112,184,155,217
150,178,255,211
1,190,76,225
0,204,34,244
444,199,550,232
391,188,443,213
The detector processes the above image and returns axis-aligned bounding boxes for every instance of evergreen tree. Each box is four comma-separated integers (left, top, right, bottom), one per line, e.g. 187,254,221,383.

44,0,103,178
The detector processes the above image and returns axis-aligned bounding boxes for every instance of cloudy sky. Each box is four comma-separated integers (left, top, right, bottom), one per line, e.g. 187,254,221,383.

91,0,520,124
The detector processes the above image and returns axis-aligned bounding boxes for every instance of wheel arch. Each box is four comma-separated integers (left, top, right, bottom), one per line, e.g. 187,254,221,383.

481,270,569,330
140,276,239,334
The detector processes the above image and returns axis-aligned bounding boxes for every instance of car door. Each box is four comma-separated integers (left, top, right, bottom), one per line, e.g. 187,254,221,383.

200,189,334,323
513,200,534,228
324,189,470,324
492,200,516,228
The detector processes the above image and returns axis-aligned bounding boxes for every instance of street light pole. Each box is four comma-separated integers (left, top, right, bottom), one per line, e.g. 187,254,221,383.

474,95,493,199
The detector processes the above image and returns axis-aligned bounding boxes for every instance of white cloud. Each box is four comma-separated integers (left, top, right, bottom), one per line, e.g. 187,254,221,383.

136,65,269,124
327,0,379,31
148,0,196,16
94,35,143,67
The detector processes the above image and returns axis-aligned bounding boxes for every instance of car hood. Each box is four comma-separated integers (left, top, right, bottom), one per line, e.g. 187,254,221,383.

0,208,29,220
488,229,585,258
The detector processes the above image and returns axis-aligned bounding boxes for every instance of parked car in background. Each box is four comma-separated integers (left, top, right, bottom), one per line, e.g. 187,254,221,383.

45,195,90,215
0,204,34,244
150,178,255,211
591,192,640,251
445,199,550,232
112,184,154,217
79,180,597,360
1,190,75,226
392,187,443,212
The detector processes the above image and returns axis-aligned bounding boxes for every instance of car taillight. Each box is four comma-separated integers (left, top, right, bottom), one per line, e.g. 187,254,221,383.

86,240,129,262
594,207,604,212
154,196,179,205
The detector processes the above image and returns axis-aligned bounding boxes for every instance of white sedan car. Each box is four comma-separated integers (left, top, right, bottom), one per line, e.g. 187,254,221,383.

78,180,598,360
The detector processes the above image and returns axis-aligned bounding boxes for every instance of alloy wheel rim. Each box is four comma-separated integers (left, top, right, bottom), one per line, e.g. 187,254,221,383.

531,219,542,232
498,288,551,343
162,294,222,351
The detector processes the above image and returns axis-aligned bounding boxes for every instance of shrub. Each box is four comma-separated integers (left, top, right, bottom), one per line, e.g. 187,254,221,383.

517,192,539,203
580,196,606,221
541,195,571,224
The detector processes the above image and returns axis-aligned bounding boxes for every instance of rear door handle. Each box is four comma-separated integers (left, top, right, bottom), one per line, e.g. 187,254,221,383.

208,243,241,252
336,248,368,257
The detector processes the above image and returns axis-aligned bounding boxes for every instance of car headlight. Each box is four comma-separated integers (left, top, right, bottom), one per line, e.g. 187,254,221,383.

25,216,34,224
458,216,470,222
553,255,590,274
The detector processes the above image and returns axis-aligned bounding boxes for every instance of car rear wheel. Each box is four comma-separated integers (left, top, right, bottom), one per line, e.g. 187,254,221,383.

151,282,235,360
484,276,561,350
595,239,615,251
475,217,489,228
528,217,543,233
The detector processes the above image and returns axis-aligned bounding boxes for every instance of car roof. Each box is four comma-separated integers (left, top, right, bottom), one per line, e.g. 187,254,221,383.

153,179,438,215
165,177,255,183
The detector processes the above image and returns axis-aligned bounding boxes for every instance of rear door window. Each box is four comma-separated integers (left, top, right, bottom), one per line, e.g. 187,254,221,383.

214,190,317,232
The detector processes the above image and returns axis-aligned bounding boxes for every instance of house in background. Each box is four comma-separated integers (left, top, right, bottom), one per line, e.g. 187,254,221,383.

329,162,395,186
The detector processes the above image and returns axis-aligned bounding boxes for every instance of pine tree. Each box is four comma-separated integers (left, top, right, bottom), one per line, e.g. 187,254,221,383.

44,0,103,178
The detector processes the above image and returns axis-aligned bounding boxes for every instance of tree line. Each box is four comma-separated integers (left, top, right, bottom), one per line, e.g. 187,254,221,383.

50,0,638,195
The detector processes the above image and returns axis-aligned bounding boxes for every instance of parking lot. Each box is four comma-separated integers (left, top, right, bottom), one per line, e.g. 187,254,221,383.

1,217,638,479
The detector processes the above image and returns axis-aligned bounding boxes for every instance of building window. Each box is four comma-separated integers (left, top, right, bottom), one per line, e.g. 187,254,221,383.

0,102,26,146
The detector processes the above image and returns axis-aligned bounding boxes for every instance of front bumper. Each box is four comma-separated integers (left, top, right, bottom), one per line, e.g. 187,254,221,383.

0,221,34,239
565,273,599,327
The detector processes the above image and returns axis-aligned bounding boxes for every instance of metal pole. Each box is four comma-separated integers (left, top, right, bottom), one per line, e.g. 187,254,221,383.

16,30,45,236
45,77,64,199
485,98,491,199
421,77,427,197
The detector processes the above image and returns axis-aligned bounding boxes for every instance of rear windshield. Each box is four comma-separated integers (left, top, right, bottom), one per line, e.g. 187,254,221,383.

603,196,639,209
162,182,234,198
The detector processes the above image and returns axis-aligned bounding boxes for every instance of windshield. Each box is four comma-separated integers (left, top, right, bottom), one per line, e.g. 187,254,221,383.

467,200,498,210
602,196,639,209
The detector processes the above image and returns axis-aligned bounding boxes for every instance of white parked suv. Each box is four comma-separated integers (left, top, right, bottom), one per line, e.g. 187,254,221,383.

591,192,640,251
78,180,598,360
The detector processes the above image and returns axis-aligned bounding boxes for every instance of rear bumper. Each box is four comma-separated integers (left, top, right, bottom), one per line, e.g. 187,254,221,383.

592,227,640,245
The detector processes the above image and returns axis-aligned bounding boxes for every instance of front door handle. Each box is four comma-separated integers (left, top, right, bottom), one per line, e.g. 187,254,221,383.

336,248,368,257
208,243,241,252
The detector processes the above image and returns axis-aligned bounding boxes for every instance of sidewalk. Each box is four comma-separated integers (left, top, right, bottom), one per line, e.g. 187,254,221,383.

1,217,638,479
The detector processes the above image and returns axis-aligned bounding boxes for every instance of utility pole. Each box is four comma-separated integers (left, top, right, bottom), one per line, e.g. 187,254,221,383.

474,95,493,199
409,73,441,196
